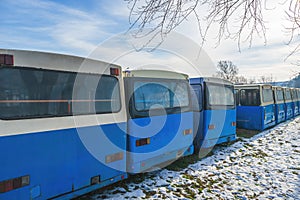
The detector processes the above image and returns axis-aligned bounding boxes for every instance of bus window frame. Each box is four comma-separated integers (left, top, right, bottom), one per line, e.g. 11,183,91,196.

190,84,203,112
204,82,235,110
239,88,261,106
0,66,122,120
261,86,274,104
125,77,192,119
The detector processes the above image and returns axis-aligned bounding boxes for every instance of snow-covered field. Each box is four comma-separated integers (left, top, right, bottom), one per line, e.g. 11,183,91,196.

88,118,300,199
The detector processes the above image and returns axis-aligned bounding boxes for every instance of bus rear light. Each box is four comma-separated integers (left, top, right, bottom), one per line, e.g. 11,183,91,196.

0,175,30,193
0,54,14,66
183,129,192,135
176,150,183,158
13,178,22,189
21,175,30,186
110,68,120,76
105,152,124,163
208,124,215,130
90,175,100,185
136,138,150,147
187,147,191,152
0,180,13,193
232,122,236,126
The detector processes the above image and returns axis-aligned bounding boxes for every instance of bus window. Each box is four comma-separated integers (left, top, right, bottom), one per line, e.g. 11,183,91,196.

285,89,292,101
134,82,170,111
172,82,189,107
240,89,260,106
0,67,121,119
234,89,239,106
292,90,298,101
276,89,284,102
73,74,121,115
205,84,234,108
191,84,203,111
262,87,274,103
133,80,189,112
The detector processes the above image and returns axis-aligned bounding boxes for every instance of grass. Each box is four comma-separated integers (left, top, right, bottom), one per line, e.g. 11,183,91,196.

237,128,260,138
165,153,202,171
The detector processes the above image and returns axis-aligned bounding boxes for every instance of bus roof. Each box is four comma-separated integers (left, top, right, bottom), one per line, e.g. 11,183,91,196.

123,69,188,80
0,49,121,75
189,77,233,85
234,84,272,90
282,87,292,91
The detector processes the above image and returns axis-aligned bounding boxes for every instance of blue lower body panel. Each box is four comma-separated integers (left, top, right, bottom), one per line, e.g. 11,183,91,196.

200,134,236,149
285,102,293,120
275,103,286,124
198,109,236,148
237,105,275,131
127,112,194,173
194,109,236,149
293,102,299,117
0,122,127,200
54,174,127,200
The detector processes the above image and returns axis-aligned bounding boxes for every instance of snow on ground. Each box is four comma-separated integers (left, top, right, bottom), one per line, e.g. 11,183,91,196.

91,118,300,200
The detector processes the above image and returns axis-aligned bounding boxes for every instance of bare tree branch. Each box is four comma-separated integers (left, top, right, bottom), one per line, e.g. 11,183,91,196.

126,0,268,51
126,0,300,60
126,0,200,48
205,0,266,51
284,0,300,60
215,60,238,82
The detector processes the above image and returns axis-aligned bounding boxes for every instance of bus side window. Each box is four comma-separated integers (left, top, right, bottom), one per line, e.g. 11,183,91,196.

234,90,239,105
191,84,202,111
240,89,260,106
253,91,258,105
240,90,246,105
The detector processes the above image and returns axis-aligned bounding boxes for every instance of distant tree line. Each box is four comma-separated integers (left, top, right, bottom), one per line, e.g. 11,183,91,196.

126,0,300,62
215,60,277,85
290,74,300,88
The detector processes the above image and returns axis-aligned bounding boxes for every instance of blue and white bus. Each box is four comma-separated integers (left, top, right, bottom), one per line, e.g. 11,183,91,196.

283,87,293,120
297,88,300,115
124,70,194,173
190,77,236,151
291,88,299,117
0,49,127,199
235,84,275,131
272,86,286,124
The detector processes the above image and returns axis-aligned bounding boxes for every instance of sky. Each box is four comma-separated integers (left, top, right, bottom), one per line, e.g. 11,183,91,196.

1,0,299,81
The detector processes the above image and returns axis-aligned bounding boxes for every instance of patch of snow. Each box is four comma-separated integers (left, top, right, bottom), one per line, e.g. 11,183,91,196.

89,118,300,199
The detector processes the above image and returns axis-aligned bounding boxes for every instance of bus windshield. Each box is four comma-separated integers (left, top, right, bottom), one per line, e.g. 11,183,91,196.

276,89,284,102
292,90,298,101
285,89,292,101
262,88,274,103
133,80,189,111
206,84,234,107
240,89,260,106
0,67,121,119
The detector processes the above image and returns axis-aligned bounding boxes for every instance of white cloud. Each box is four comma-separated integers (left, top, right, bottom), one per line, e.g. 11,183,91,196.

100,0,130,18
87,31,216,78
2,0,117,55
2,0,299,82
170,0,299,81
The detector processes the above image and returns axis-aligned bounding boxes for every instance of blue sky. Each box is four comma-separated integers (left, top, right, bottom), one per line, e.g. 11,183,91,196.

1,0,299,81
0,0,129,54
